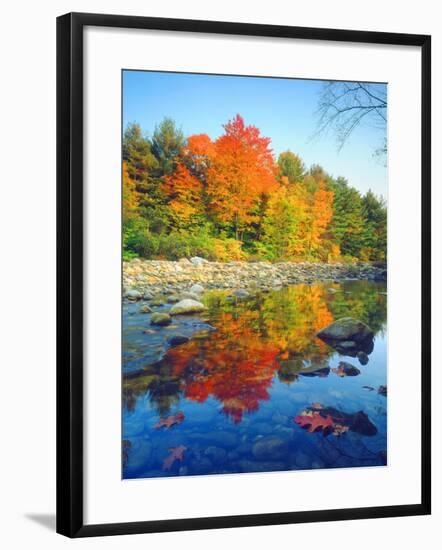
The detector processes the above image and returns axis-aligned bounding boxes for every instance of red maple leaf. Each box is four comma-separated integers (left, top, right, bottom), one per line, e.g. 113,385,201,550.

162,445,187,471
155,411,185,429
294,411,334,433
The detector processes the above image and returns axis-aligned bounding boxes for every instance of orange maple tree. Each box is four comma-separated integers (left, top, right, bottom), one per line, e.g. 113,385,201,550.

162,163,204,226
206,115,279,240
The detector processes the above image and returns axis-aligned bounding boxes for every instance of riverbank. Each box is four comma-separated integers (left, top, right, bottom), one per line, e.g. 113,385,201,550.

123,258,386,297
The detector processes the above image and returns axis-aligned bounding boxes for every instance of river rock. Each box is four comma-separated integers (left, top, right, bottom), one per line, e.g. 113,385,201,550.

233,288,249,298
150,296,166,306
336,361,361,376
357,351,369,365
189,284,204,294
204,446,227,465
208,431,238,448
350,411,378,435
337,340,357,350
179,292,201,301
170,299,206,315
125,289,142,301
166,295,180,303
252,435,288,461
139,304,152,314
123,259,387,293
190,256,208,266
150,313,172,326
168,335,190,346
317,317,374,343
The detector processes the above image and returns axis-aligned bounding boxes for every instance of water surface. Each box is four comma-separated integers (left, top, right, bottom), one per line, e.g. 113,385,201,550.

122,280,387,478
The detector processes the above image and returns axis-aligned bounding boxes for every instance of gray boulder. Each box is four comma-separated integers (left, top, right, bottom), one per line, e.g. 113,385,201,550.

169,299,206,315
317,317,374,343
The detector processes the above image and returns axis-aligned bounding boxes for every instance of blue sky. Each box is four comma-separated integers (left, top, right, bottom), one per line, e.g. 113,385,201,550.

123,70,387,198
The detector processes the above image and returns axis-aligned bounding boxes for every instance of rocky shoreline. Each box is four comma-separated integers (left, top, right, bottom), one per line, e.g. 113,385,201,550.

123,257,387,298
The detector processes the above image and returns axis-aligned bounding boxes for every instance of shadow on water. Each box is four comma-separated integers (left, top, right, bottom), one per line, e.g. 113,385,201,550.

122,280,387,478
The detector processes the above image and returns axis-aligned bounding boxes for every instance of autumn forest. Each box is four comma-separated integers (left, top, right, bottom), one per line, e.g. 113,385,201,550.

123,114,387,264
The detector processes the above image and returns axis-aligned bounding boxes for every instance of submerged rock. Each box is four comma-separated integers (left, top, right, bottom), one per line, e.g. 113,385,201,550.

139,304,152,314
150,313,172,326
299,366,330,378
208,431,238,448
204,446,227,465
252,435,288,461
168,335,190,347
170,299,206,315
317,317,374,343
378,385,387,396
357,351,369,365
307,405,378,436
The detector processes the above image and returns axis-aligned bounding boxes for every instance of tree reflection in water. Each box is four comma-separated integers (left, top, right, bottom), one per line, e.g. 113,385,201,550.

123,282,387,422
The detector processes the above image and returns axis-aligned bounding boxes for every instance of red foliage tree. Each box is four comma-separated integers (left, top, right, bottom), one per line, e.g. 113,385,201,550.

206,115,279,240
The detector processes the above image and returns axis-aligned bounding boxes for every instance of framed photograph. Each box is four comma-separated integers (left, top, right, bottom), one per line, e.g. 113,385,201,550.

56,12,431,537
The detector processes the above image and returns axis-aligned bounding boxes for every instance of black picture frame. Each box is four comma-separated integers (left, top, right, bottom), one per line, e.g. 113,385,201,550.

56,12,431,538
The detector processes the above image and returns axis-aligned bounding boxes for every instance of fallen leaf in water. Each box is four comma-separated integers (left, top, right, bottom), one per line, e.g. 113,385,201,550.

299,404,377,436
155,411,185,429
363,385,375,391
162,445,187,471
294,411,334,433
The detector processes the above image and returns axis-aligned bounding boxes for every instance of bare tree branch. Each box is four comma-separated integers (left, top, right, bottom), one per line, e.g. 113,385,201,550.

313,81,387,160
